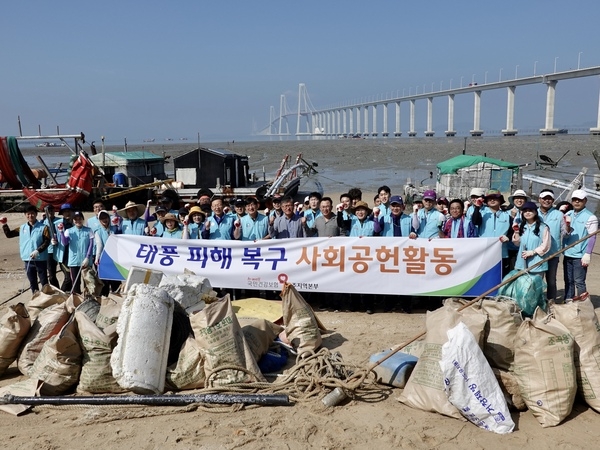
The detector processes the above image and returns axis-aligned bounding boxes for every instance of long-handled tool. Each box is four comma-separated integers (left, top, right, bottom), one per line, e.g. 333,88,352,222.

366,227,600,374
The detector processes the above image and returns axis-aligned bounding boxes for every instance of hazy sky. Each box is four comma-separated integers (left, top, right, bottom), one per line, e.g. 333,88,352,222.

3,1,599,143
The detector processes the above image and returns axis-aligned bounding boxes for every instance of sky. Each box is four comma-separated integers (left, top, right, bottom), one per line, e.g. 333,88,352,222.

2,0,600,144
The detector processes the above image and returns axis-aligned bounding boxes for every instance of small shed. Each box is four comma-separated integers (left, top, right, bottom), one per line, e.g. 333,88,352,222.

173,147,250,189
435,155,521,200
91,151,166,187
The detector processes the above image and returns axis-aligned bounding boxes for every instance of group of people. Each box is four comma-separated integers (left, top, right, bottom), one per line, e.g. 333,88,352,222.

2,183,597,308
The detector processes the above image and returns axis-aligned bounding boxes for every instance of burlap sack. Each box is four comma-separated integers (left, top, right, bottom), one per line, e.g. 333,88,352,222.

281,283,322,357
75,310,125,394
475,297,523,370
0,303,31,376
398,302,487,419
400,339,426,358
95,294,124,331
551,298,600,412
17,302,71,376
190,295,265,386
29,317,82,395
492,367,526,411
239,318,284,362
165,336,206,391
26,284,68,322
81,266,104,298
513,307,576,427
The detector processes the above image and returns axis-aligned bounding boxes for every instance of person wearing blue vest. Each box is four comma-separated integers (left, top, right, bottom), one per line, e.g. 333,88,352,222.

86,199,105,232
234,197,269,241
300,192,322,234
471,189,512,277
337,201,376,237
160,213,183,239
53,203,74,292
440,199,470,238
182,206,206,239
94,210,120,296
410,190,445,239
43,204,60,288
376,186,392,217
118,201,146,235
60,211,94,294
2,205,51,293
374,195,412,237
511,201,550,275
537,189,566,301
563,189,598,300
202,198,235,240
145,204,167,236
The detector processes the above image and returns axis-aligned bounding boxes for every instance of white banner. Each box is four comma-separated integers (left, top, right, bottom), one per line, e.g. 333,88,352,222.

99,235,502,297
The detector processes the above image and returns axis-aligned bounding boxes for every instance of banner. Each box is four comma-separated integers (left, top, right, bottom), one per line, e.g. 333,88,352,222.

98,235,502,297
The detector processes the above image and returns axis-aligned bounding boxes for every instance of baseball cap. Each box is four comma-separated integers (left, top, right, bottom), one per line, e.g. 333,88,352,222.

469,188,486,198
59,203,72,214
389,195,404,205
304,195,310,204
422,190,436,201
571,189,587,200
155,205,167,213
521,201,538,211
73,211,84,219
539,189,555,199
234,198,247,207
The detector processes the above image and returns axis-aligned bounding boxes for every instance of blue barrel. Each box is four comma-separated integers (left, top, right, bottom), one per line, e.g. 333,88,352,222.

369,350,418,388
113,172,127,187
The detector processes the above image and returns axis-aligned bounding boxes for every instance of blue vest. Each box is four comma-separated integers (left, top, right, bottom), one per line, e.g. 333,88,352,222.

188,222,201,239
301,209,322,230
19,221,48,262
415,208,445,239
239,214,269,240
122,218,146,235
478,207,511,258
564,208,596,258
87,216,101,233
65,226,93,267
205,214,234,240
538,207,563,255
379,213,412,237
378,203,391,217
515,222,549,273
162,227,183,239
53,218,72,263
349,216,376,237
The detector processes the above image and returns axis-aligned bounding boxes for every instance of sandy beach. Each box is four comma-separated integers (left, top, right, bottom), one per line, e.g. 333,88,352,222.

1,135,600,448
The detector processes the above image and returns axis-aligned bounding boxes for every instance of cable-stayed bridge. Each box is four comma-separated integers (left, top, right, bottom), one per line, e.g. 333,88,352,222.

258,66,600,137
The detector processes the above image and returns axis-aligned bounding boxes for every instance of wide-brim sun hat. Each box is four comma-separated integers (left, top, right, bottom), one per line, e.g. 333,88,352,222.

118,201,145,218
353,201,372,214
484,189,506,204
508,189,530,204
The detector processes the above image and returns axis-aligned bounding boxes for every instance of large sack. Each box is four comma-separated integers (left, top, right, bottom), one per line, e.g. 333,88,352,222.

159,273,213,312
475,297,523,370
81,266,104,298
399,302,487,419
26,284,68,322
281,283,322,357
29,317,82,395
111,284,174,394
95,294,124,331
239,317,284,363
0,303,30,376
498,270,546,317
551,298,600,412
75,310,125,394
513,307,576,427
440,322,515,434
492,367,527,411
191,295,265,386
165,337,206,391
400,339,426,359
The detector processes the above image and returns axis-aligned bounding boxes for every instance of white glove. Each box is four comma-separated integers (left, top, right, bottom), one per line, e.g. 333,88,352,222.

499,235,509,243
29,250,39,259
146,199,152,207
372,207,380,217
223,207,230,214
205,221,211,230
264,208,270,215
335,203,344,212
51,238,58,246
582,253,591,266
413,204,419,213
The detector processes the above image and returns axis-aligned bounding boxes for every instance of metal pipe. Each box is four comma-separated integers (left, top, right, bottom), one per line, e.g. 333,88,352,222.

15,133,85,141
1,393,291,407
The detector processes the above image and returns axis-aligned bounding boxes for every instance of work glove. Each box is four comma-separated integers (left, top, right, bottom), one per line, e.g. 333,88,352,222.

582,253,591,266
223,207,230,214
51,238,58,246
204,221,211,230
264,208,270,215
0,217,7,225
336,203,344,212
373,207,380,217
234,219,241,228
512,223,520,233
475,198,484,207
111,215,120,226
29,250,39,259
146,199,152,207
412,204,419,213
499,235,509,243
57,222,64,232
150,227,157,236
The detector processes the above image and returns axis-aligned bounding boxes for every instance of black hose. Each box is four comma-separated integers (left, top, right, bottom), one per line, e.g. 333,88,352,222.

2,393,290,407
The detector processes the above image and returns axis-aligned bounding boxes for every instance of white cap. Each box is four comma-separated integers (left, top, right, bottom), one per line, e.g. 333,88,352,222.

304,196,310,203
538,190,555,199
571,189,587,200
469,188,485,197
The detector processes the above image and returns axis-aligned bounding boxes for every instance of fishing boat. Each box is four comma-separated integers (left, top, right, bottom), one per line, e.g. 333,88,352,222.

160,147,319,203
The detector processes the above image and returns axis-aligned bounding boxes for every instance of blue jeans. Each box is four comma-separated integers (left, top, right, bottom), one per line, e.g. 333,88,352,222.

563,256,588,300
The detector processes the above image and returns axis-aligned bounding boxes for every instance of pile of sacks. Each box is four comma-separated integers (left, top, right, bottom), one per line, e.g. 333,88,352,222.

389,296,600,432
0,268,323,411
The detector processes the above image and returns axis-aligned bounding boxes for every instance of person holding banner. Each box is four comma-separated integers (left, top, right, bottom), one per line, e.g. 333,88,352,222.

511,201,550,275
374,195,412,237
337,201,376,237
269,196,305,239
299,191,323,234
234,197,269,241
440,199,470,238
183,206,206,239
305,197,340,238
202,198,235,240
